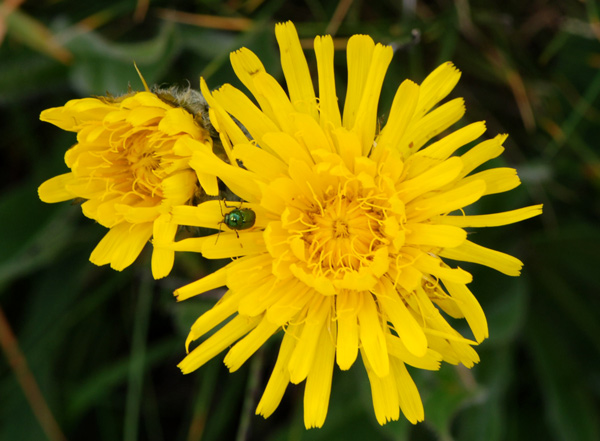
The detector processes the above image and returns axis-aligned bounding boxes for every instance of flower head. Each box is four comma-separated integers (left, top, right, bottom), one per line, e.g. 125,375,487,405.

39,84,215,278
166,22,542,427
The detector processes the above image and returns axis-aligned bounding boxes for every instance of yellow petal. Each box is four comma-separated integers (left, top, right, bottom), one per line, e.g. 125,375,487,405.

159,107,204,138
200,78,248,161
375,278,428,357
408,248,473,284
212,84,280,142
172,137,219,196
233,143,288,179
174,263,230,301
185,290,241,346
251,71,297,135
408,179,486,223
89,222,152,271
118,205,160,223
265,283,312,326
162,236,211,253
397,156,463,203
400,98,465,153
387,261,423,293
357,292,389,377
229,47,275,118
443,280,488,342
123,91,173,110
385,334,442,370
225,254,274,286
289,263,336,296
238,278,280,317
361,348,400,425
410,285,478,350
178,315,261,374
93,196,131,227
343,35,374,129
189,145,262,202
102,109,128,125
256,325,298,418
460,134,507,176
303,321,336,429
38,173,76,203
275,21,318,119
440,240,523,276
224,316,280,372
288,295,331,384
448,339,480,368
405,121,486,175
440,204,543,227
161,170,198,205
201,231,266,259
263,220,291,258
422,121,486,160
390,358,424,423
171,201,224,229
262,132,314,165
125,106,164,126
314,35,341,129
65,176,110,200
352,43,394,154
331,127,362,171
462,167,520,195
40,98,115,131
420,305,481,367
404,223,467,248
377,79,420,155
151,213,178,279
416,61,461,117
335,292,360,370
333,267,377,291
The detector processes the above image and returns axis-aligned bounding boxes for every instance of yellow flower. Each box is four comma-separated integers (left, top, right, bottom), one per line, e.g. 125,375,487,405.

39,87,215,279
164,22,542,427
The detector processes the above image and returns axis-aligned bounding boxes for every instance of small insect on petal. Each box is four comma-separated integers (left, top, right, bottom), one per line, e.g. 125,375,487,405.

217,200,257,245
224,208,256,230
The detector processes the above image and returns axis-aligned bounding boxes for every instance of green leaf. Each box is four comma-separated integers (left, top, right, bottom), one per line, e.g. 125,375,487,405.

530,225,600,357
67,339,177,420
482,275,528,346
0,52,68,104
0,182,77,290
1,6,72,63
66,23,181,95
454,346,513,441
526,308,600,441
418,364,481,441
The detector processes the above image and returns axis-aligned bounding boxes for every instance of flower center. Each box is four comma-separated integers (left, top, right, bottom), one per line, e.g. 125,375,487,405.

267,153,410,292
121,130,172,198
129,149,161,195
332,218,349,238
302,188,387,275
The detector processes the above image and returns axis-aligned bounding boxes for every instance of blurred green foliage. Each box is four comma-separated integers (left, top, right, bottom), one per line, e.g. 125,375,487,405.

1,1,599,440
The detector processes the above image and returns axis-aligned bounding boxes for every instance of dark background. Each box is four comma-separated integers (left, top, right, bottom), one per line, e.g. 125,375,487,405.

1,1,599,440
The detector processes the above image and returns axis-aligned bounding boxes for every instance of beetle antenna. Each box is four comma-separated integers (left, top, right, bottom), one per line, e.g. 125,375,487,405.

215,199,225,245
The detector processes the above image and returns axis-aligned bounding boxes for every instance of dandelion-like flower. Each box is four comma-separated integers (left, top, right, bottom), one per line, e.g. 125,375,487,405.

165,22,542,427
39,82,216,278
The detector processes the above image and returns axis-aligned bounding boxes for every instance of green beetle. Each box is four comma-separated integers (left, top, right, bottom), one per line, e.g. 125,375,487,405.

223,207,256,231
218,201,256,242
